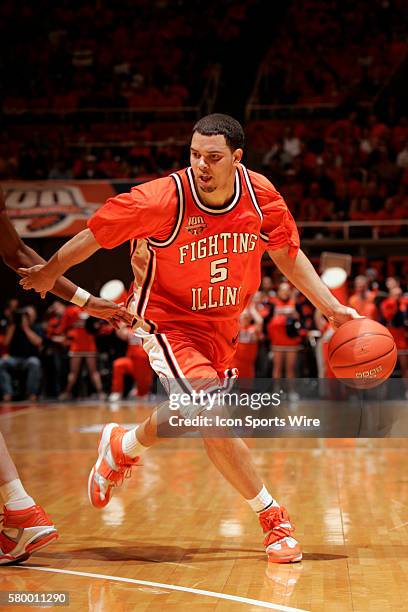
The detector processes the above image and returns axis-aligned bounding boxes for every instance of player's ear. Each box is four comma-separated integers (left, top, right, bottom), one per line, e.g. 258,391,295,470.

233,148,243,165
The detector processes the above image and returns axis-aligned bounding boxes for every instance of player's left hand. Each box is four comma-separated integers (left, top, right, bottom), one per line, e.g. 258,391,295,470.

327,305,363,329
18,264,56,298
84,296,132,327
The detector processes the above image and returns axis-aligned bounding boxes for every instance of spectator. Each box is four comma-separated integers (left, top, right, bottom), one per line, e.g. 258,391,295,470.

266,282,304,401
232,308,262,390
0,306,43,401
43,301,67,398
379,286,408,398
259,275,275,300
348,275,377,319
282,126,302,159
396,141,408,169
57,305,105,400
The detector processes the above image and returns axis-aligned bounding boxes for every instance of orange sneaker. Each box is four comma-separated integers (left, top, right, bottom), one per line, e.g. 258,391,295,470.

259,506,302,563
88,422,140,509
0,504,58,565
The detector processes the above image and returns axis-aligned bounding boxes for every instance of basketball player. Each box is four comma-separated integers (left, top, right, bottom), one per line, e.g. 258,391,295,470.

19,114,360,563
0,189,130,564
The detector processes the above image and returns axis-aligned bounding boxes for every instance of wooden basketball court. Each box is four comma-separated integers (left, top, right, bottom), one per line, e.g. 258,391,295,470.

1,400,408,611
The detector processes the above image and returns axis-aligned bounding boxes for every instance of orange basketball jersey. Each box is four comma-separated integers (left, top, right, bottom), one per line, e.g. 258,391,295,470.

89,164,299,334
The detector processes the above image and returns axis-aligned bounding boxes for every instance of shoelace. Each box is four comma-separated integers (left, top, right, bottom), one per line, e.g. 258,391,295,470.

260,507,295,545
103,461,141,489
95,465,136,500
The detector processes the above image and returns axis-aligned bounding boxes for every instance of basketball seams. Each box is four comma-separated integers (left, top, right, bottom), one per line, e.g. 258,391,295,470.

328,332,395,360
332,347,397,369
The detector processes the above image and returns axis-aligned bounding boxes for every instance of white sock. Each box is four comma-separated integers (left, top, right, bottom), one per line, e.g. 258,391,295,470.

122,428,148,459
246,485,280,513
0,479,35,511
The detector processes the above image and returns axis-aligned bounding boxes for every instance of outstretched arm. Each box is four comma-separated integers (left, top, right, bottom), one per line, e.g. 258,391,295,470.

1,208,86,302
268,247,360,328
18,228,100,295
0,191,130,325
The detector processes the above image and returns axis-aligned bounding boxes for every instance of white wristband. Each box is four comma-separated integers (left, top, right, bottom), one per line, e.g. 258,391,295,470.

71,287,91,307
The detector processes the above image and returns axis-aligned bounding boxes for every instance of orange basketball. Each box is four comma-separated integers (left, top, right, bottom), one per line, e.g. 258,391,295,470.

328,318,397,389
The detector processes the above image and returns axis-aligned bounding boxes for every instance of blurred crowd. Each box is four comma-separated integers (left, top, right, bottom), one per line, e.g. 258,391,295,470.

248,113,408,225
257,0,407,106
1,271,407,403
0,0,406,230
0,0,252,180
1,0,252,112
2,111,408,229
0,298,152,402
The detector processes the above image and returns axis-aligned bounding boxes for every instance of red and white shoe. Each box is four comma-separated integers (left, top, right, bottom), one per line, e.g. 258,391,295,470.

0,504,58,565
88,423,140,509
259,505,302,563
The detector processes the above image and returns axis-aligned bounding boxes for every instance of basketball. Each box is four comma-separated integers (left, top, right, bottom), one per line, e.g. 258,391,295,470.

328,318,397,389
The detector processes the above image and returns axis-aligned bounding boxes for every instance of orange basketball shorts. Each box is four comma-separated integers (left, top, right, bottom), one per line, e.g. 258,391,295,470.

141,319,240,396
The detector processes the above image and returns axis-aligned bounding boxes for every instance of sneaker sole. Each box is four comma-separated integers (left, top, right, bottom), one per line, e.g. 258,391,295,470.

0,552,30,566
26,529,59,555
87,422,118,508
0,529,58,565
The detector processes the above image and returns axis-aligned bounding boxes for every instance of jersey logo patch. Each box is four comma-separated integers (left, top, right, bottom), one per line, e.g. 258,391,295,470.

185,215,207,235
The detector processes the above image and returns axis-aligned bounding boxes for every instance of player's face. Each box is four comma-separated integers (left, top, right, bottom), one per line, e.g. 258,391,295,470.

190,133,242,195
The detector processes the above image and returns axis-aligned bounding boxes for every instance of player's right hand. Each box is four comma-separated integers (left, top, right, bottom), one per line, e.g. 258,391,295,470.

18,264,56,298
327,305,363,329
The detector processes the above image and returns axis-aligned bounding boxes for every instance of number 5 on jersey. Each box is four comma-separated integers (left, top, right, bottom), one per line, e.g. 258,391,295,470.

210,258,229,283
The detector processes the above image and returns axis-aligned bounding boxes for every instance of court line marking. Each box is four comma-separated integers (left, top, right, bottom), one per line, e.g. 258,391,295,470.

389,521,408,531
16,565,310,611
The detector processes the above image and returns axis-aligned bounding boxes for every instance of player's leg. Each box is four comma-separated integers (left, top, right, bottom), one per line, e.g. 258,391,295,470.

0,431,57,565
205,321,302,562
202,436,262,498
87,398,170,508
87,329,219,508
201,435,301,562
87,328,301,561
0,432,18,486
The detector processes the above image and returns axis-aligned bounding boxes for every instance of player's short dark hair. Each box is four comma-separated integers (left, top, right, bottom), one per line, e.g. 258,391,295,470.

192,114,245,152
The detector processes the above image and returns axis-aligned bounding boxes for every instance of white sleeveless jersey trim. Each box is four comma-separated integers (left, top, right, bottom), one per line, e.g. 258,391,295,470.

240,164,269,243
240,164,263,221
148,173,185,248
186,167,241,214
130,240,158,334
